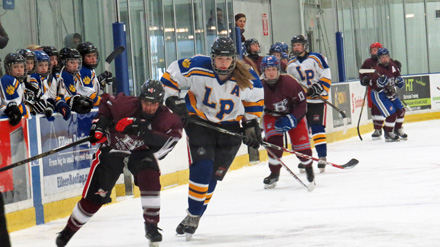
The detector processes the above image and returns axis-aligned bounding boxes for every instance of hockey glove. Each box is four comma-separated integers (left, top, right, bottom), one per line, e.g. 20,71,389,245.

5,102,22,126
54,99,71,120
32,98,48,114
395,76,404,89
274,114,297,132
361,76,370,86
242,119,262,149
89,116,111,145
24,81,43,99
23,90,36,106
165,96,189,127
376,75,388,88
115,117,149,136
307,83,324,97
97,71,113,90
44,99,55,121
68,95,94,114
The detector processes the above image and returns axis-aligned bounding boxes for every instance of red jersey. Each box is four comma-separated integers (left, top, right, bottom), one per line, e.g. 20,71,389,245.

263,74,307,121
97,93,183,153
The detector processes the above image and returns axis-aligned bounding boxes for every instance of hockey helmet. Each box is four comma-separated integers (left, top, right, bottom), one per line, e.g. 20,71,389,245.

210,36,236,75
77,42,100,69
139,79,165,104
244,38,260,55
4,53,26,82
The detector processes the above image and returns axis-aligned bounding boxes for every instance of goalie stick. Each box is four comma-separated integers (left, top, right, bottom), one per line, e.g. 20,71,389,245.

0,136,92,172
190,119,359,170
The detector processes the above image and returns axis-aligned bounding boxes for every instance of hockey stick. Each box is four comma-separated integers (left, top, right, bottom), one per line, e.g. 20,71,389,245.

300,84,348,133
0,136,92,172
190,119,359,170
437,86,440,91
104,46,125,72
356,88,368,141
265,148,313,192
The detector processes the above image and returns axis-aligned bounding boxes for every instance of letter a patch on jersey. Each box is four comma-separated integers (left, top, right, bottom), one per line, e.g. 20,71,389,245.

230,85,240,97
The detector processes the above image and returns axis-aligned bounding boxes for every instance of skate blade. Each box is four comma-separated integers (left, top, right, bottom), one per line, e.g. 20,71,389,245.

299,168,305,174
372,136,381,140
264,182,277,189
185,233,193,241
319,168,325,173
385,139,400,142
149,242,160,247
307,180,316,192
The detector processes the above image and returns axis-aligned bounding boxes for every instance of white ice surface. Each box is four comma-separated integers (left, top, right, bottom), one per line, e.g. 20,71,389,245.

10,120,440,247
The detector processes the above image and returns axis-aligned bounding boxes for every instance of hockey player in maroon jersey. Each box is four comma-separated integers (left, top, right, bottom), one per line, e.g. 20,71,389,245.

359,42,386,140
56,80,183,247
370,48,407,142
260,55,314,188
243,38,264,75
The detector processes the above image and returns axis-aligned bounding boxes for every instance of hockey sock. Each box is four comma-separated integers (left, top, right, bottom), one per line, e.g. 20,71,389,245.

201,179,217,215
136,169,161,224
66,198,102,232
188,159,213,216
371,105,385,130
311,125,327,158
394,109,405,129
383,113,397,133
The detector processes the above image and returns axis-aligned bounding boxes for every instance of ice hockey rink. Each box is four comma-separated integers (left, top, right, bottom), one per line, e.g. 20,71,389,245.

9,119,440,247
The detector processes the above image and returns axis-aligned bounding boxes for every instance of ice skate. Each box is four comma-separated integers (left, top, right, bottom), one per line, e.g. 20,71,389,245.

145,223,162,247
305,165,315,192
394,128,407,140
298,163,305,173
371,129,382,140
263,173,279,189
56,227,76,247
176,211,201,241
317,157,326,173
384,131,400,142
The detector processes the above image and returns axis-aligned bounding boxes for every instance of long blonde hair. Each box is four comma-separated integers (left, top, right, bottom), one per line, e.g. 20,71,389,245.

232,59,254,89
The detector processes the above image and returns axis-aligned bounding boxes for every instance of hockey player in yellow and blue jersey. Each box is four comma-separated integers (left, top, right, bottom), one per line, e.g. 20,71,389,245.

59,47,94,115
287,34,331,173
161,36,264,240
0,53,30,126
29,50,71,120
77,42,112,104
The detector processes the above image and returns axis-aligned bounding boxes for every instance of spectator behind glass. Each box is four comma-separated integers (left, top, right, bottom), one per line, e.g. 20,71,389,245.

235,13,246,43
64,33,82,48
26,44,43,51
207,8,226,34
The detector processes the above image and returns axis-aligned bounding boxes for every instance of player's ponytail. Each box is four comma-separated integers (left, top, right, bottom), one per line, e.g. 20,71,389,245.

232,59,253,89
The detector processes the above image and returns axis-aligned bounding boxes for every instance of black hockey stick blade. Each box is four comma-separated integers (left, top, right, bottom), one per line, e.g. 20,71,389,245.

104,46,125,71
0,136,92,173
341,158,359,169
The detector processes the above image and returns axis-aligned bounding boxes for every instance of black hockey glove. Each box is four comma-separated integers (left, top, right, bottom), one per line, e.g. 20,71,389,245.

242,119,262,149
24,81,43,99
89,115,112,145
165,96,189,127
361,76,370,86
68,95,94,114
97,71,113,90
44,99,55,120
307,83,324,97
115,117,150,136
5,102,22,126
32,98,47,115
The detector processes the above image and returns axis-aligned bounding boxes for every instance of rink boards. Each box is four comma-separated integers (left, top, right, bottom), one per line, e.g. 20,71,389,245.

1,73,440,232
